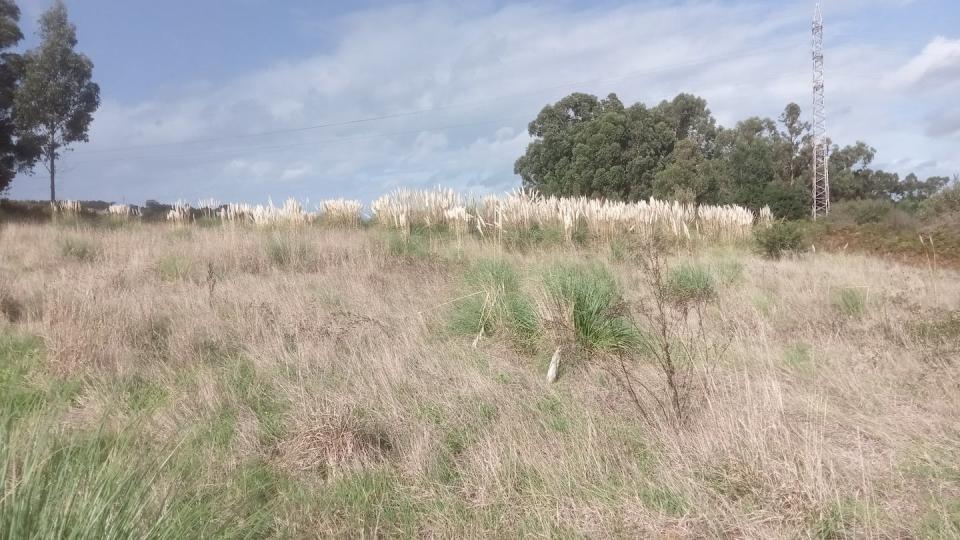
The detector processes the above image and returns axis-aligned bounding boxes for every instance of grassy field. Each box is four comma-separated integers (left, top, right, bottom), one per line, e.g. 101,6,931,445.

0,219,958,538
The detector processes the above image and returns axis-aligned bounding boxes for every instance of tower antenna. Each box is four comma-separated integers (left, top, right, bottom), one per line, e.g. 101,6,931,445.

811,2,829,219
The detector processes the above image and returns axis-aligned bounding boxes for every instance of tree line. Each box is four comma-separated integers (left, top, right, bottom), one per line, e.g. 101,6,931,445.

0,0,98,202
514,92,953,219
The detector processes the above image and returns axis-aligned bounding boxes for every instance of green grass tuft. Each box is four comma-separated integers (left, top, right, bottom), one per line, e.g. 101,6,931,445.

834,287,867,318
666,262,717,306
543,263,640,353
60,236,99,262
225,357,288,445
121,374,168,413
386,230,431,261
0,334,47,420
711,259,745,285
450,258,539,351
783,342,812,369
265,235,313,270
155,254,194,282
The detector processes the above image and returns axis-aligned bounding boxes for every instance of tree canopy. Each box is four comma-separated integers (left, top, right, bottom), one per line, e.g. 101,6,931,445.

0,0,39,193
515,92,950,219
14,0,99,202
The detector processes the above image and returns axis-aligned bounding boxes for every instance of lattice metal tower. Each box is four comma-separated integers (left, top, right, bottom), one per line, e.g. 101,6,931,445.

811,2,829,219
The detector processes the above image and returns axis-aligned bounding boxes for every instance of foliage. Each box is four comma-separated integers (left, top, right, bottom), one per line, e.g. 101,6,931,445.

0,1,39,194
515,92,950,215
542,262,639,354
13,0,100,202
515,93,707,201
754,221,804,259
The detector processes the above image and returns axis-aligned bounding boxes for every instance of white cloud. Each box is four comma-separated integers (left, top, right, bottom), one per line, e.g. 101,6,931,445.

888,36,960,89
279,165,311,181
10,1,959,203
225,159,273,179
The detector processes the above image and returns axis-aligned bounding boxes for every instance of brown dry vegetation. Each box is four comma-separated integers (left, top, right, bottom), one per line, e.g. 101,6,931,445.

1,220,959,538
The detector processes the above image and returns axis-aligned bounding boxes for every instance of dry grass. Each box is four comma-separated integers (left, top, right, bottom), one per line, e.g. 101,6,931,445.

0,219,957,538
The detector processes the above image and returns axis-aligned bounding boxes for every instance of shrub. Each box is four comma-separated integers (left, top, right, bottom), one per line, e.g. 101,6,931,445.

754,221,804,259
543,263,639,354
834,287,867,318
846,199,894,225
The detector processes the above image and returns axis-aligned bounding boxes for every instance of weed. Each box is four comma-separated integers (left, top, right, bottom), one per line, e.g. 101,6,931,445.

450,258,539,351
535,394,569,433
918,498,960,538
784,342,812,369
0,290,24,322
193,335,242,366
504,224,566,252
834,287,867,318
607,245,729,427
266,235,313,270
130,314,172,360
387,230,430,261
225,358,288,445
910,310,960,345
711,259,745,285
637,483,689,516
121,374,168,413
156,254,194,282
0,334,47,420
199,406,238,451
608,237,630,263
666,262,717,307
60,236,98,262
810,499,858,539
316,469,420,536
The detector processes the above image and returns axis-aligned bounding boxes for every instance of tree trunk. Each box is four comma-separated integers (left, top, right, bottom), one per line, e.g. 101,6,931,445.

48,138,56,203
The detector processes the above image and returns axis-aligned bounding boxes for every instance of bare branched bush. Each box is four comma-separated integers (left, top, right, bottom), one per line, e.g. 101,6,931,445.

601,240,729,428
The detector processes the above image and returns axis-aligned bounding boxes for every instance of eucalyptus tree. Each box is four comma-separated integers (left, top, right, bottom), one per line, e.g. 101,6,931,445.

14,0,99,202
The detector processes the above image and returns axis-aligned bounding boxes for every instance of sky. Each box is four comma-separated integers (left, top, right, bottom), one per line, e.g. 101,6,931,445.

6,0,960,204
